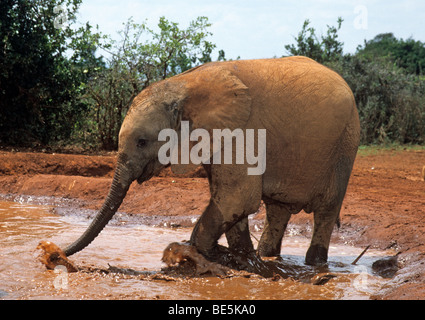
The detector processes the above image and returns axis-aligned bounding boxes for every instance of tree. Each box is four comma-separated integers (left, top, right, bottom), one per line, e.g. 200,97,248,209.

331,54,425,144
0,0,101,147
285,18,425,144
357,33,425,75
284,17,344,63
79,16,217,150
150,16,216,79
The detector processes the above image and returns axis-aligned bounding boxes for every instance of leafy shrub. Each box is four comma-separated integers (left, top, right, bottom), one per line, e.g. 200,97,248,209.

328,55,425,144
286,18,425,145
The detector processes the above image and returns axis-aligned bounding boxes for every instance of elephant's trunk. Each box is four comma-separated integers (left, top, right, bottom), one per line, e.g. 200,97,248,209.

63,155,132,257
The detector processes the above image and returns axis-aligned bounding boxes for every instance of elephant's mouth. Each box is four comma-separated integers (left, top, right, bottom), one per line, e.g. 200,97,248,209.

136,159,158,184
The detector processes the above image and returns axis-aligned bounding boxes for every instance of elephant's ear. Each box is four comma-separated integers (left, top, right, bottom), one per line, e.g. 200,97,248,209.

182,65,252,130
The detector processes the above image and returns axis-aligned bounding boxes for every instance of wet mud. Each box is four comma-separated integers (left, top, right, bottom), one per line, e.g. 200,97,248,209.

0,148,424,299
1,200,396,300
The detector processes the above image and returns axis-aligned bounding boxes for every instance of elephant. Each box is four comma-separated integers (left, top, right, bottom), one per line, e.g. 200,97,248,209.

61,56,360,267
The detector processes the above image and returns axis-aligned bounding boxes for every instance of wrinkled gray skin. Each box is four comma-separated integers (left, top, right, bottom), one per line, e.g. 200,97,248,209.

63,57,360,266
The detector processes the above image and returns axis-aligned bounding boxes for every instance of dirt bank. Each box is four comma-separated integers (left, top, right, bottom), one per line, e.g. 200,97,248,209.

0,148,424,299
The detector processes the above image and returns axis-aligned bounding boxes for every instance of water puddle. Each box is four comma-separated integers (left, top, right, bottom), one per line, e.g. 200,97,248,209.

0,200,395,300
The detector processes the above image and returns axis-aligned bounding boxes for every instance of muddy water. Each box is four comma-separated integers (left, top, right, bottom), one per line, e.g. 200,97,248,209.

0,200,395,300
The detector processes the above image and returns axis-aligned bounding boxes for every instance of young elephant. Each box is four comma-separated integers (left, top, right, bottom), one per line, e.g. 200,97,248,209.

60,56,360,266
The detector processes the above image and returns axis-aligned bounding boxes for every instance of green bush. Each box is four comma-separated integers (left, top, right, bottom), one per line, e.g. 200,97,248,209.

327,55,425,144
75,16,217,150
2,9,424,150
286,18,425,145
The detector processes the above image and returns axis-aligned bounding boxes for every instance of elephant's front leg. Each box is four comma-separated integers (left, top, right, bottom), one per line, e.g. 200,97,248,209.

190,167,262,261
190,200,256,260
189,199,226,258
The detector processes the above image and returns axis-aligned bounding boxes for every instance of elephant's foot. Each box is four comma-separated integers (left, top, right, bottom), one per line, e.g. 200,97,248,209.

162,242,229,277
257,243,281,258
305,244,328,266
162,242,285,278
199,244,287,278
36,241,78,272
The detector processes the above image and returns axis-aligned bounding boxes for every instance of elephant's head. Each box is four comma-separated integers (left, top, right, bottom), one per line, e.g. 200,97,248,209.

63,64,252,256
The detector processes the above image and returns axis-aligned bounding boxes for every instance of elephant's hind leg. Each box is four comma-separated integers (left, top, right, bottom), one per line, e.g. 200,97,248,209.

257,203,292,257
225,217,254,253
305,202,342,266
305,153,355,265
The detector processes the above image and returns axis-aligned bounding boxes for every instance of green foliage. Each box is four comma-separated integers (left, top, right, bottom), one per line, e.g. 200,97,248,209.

328,55,425,144
151,16,215,79
357,33,425,75
2,6,424,150
76,16,217,150
0,0,93,146
285,18,425,145
0,2,217,150
284,17,344,63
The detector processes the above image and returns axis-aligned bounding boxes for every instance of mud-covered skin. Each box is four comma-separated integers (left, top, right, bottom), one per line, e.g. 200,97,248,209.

162,242,228,276
37,241,78,273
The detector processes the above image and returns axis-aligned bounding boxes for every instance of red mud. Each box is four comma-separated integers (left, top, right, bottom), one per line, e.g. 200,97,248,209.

0,148,424,299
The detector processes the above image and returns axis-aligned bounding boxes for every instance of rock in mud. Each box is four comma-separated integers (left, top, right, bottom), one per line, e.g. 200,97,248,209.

36,241,78,273
372,255,399,278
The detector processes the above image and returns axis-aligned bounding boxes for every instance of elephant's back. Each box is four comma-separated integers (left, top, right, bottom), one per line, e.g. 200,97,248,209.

228,56,358,146
228,57,360,205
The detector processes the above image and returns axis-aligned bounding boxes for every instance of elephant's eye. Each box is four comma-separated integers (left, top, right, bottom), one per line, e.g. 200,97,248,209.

137,138,147,148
